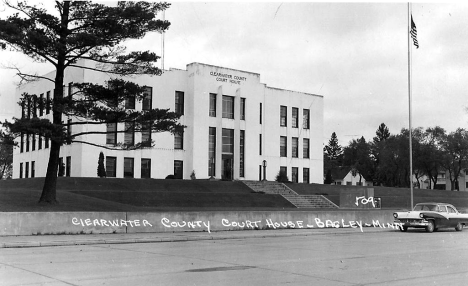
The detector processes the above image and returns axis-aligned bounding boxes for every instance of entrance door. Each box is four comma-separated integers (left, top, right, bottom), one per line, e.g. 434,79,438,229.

222,155,233,180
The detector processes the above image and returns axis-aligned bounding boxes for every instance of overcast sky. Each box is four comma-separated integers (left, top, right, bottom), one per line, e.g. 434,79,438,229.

1,1,468,146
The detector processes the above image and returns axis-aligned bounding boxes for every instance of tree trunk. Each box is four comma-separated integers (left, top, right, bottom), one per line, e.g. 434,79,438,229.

38,2,69,204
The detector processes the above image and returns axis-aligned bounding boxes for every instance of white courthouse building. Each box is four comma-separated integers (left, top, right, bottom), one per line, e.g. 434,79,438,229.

13,60,324,183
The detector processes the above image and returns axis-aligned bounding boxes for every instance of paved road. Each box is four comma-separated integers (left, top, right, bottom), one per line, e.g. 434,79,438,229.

1,228,468,286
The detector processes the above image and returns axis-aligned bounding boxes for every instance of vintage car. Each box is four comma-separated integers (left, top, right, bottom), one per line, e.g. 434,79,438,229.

393,203,468,233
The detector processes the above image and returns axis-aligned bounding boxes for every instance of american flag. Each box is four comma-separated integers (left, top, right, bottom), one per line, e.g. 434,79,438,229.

410,15,419,49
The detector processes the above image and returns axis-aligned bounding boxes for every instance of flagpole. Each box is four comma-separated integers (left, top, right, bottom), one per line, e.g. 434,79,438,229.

408,2,414,209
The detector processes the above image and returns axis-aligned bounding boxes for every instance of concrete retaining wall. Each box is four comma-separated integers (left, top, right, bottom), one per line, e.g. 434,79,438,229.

0,210,398,236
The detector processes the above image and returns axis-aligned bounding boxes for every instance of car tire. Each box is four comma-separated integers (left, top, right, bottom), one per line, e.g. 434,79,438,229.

399,225,408,232
425,220,435,233
455,223,463,232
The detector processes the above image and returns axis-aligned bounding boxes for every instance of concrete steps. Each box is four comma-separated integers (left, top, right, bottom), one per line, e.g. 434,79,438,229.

242,181,338,209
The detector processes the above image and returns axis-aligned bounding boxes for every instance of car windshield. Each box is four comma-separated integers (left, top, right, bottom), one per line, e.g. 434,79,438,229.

413,204,438,211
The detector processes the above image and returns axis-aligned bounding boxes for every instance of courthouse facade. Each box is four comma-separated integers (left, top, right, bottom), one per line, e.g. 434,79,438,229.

13,61,324,183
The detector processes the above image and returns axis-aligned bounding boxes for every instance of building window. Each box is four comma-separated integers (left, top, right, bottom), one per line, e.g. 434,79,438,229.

125,94,135,109
20,133,24,153
303,138,310,158
27,97,31,119
106,157,117,178
280,106,287,127
39,93,44,116
58,157,64,176
175,91,184,115
209,93,217,117
222,95,234,119
21,101,26,119
222,128,234,154
260,102,262,124
209,127,216,176
142,86,152,110
68,82,73,102
26,133,30,152
25,162,29,178
259,134,262,155
66,156,71,177
303,168,310,184
280,136,287,157
174,131,183,149
45,136,49,148
141,122,152,147
292,137,298,158
280,166,287,177
303,109,310,129
46,91,51,114
240,130,245,177
292,107,298,128
240,98,246,120
19,162,23,178
66,119,72,144
106,122,117,145
124,157,134,178
174,160,183,179
38,134,42,150
32,95,37,118
292,167,298,183
30,161,35,178
141,158,151,179
32,135,36,151
124,122,135,146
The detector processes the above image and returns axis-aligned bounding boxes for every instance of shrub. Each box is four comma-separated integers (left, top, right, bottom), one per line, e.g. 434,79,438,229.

165,174,175,179
190,170,196,180
275,170,289,183
97,152,106,178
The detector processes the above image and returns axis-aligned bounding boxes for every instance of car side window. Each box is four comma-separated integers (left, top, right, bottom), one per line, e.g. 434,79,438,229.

448,207,457,214
438,206,447,213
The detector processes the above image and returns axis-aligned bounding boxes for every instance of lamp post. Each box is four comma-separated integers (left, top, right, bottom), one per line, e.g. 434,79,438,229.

262,160,267,181
209,157,215,180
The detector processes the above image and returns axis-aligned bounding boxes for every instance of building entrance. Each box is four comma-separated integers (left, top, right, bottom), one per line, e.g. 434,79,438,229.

222,155,233,180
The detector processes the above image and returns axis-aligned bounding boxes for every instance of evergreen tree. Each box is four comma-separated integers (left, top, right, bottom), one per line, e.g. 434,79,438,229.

0,1,183,203
97,151,106,178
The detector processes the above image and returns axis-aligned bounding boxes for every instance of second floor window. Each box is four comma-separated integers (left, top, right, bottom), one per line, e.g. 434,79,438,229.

303,138,310,158
303,109,310,129
175,91,184,115
292,107,298,128
222,95,234,119
292,137,298,158
124,122,135,146
125,95,135,109
174,132,183,149
240,98,246,120
142,86,152,110
280,106,287,126
106,122,117,145
209,93,217,117
280,136,287,157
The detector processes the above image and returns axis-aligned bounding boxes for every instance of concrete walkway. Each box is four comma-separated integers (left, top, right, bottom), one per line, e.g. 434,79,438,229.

0,227,393,248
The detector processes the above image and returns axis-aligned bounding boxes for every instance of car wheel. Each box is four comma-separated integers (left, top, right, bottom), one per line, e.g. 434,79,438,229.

399,225,408,232
434,227,438,232
455,223,463,232
425,220,435,233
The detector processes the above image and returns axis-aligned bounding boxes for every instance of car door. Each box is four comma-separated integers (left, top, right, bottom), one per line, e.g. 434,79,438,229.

436,205,450,228
447,206,460,227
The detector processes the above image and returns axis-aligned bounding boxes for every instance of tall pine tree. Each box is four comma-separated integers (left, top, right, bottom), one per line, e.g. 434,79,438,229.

0,1,183,203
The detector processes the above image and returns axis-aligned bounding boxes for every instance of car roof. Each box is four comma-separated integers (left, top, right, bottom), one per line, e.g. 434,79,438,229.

415,202,455,207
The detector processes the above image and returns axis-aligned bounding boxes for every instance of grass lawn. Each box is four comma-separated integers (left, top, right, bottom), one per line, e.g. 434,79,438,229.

0,177,295,212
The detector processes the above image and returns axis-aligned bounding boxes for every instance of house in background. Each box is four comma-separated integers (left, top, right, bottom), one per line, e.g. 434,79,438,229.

329,168,372,187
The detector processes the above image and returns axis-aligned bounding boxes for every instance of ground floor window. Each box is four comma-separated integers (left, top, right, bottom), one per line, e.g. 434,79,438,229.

66,156,71,177
303,168,309,184
124,157,134,178
19,163,23,178
292,167,298,183
106,156,117,177
141,158,151,178
25,162,29,178
174,160,183,179
31,161,35,178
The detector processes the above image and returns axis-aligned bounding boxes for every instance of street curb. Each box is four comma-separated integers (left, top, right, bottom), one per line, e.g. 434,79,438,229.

0,227,394,249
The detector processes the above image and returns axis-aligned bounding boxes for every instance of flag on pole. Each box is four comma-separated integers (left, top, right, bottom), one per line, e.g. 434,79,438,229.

410,15,419,48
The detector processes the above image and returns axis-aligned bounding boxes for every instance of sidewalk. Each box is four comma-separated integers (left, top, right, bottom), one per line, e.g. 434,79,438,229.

0,227,394,248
